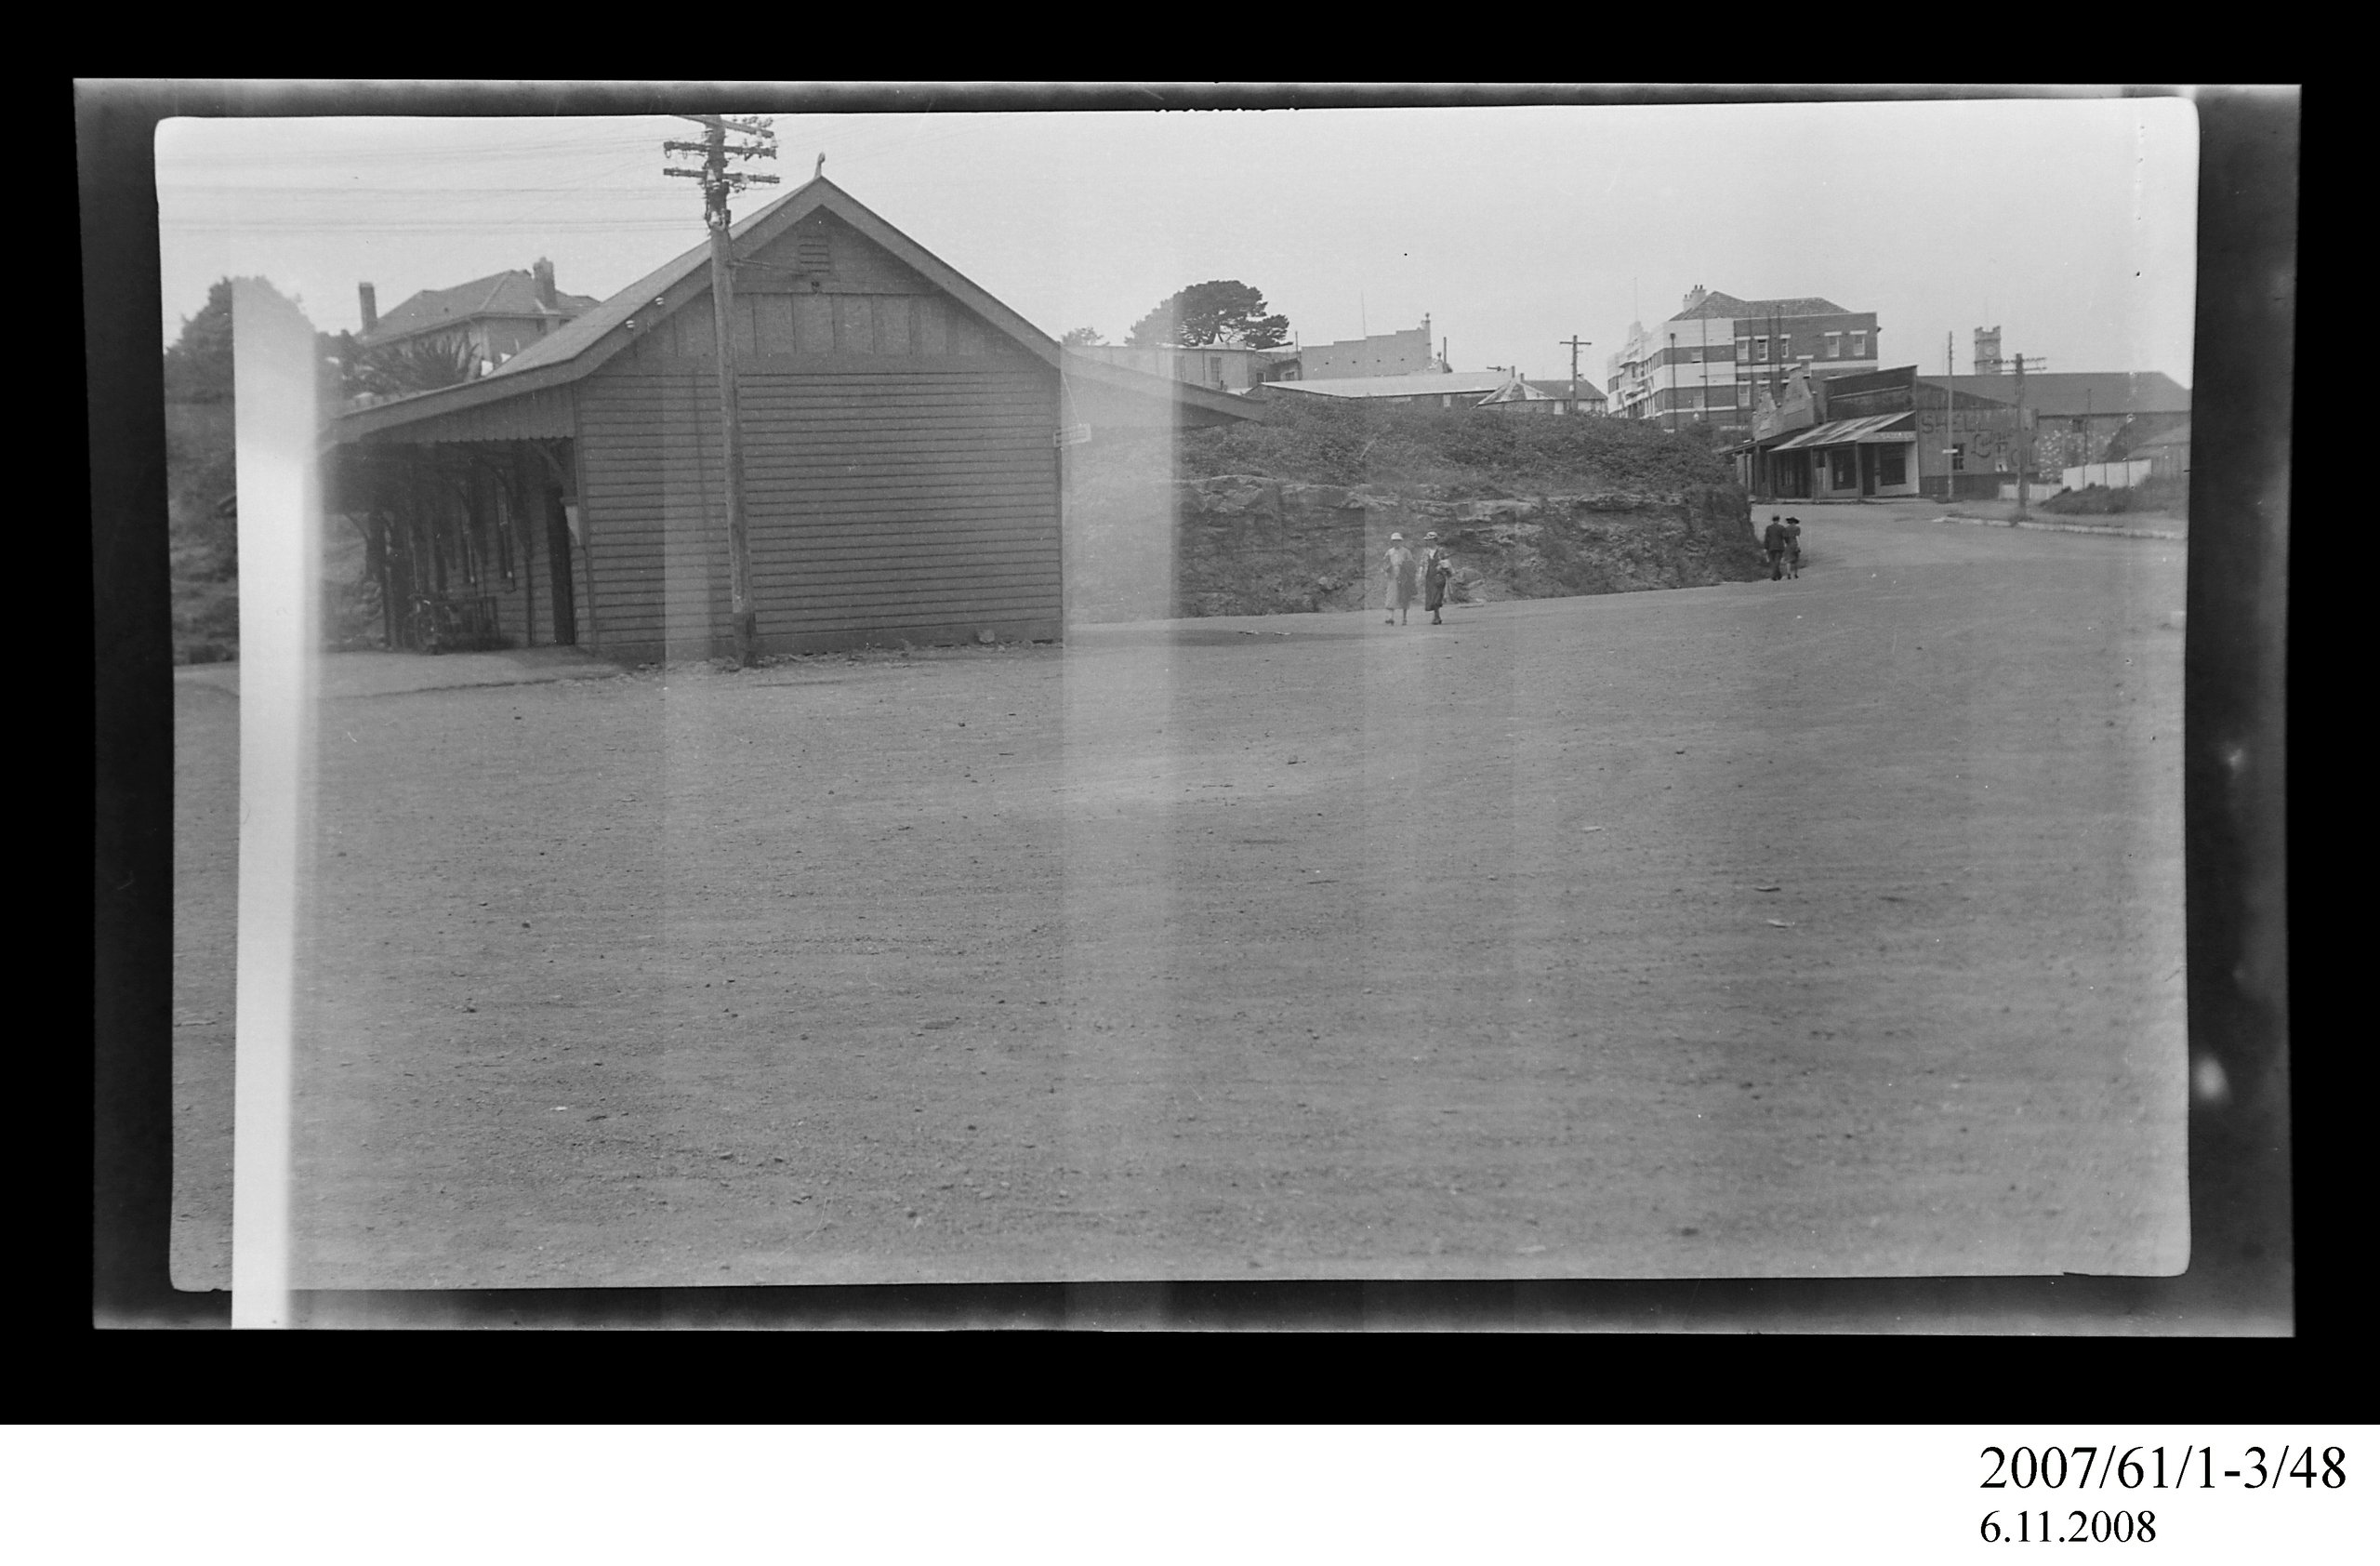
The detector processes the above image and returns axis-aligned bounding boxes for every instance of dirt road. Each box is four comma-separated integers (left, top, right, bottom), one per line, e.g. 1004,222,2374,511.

173,503,2188,1287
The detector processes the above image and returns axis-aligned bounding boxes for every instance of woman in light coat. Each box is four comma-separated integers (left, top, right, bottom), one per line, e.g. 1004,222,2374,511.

1383,533,1418,625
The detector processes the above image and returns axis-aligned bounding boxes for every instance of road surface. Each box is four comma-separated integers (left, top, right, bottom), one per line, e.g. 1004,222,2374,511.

172,501,2189,1287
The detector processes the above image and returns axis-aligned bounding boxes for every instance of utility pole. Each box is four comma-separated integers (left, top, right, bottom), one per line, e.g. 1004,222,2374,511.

2013,352,2029,518
1943,330,1957,504
1561,335,1590,414
665,113,778,668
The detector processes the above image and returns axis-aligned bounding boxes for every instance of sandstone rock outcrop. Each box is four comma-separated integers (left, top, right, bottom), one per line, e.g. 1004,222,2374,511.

1066,475,1764,625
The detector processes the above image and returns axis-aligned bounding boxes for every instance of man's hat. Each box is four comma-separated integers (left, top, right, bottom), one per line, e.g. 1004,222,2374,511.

1389,532,1404,541
1422,531,1439,540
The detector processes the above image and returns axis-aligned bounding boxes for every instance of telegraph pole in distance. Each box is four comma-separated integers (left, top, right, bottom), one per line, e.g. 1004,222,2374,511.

666,113,778,669
2013,352,2030,518
1560,336,1590,414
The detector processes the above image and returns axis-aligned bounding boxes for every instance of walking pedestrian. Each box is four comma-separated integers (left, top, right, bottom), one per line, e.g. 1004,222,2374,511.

1384,532,1418,625
1762,514,1788,580
1784,516,1804,578
1419,531,1453,624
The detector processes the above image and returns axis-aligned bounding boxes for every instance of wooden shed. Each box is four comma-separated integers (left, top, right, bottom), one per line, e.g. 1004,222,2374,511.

328,176,1258,660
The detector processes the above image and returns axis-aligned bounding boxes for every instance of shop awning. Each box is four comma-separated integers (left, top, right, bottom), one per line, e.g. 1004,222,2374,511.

1768,414,1917,451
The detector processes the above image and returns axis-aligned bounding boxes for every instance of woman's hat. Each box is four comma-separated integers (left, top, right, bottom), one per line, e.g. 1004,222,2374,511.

1422,531,1439,540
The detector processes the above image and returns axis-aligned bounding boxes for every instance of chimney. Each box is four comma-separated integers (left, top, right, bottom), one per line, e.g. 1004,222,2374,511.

1685,285,1708,313
533,259,558,310
358,282,377,334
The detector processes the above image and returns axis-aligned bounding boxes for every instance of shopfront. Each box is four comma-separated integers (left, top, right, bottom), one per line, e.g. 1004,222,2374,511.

1765,413,1920,499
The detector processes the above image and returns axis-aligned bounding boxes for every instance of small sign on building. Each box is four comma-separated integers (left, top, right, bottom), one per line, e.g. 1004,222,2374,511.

1053,424,1092,447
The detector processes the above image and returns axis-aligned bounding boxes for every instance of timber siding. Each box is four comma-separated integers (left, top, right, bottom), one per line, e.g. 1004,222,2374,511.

575,209,1064,659
331,180,1258,660
579,360,1061,659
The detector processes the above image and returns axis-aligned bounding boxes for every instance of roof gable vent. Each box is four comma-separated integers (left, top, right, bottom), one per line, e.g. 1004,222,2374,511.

795,222,832,274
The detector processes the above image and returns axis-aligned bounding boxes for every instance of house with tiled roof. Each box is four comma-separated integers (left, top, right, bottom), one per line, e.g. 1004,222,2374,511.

355,259,602,377
1607,285,1880,432
1521,378,1606,415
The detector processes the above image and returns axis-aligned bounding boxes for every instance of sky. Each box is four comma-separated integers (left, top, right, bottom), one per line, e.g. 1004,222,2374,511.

155,93,2202,389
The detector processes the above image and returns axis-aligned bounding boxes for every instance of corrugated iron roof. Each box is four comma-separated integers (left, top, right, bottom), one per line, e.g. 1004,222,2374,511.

336,179,1260,441
1769,413,1917,450
1919,371,2189,418
1267,370,1511,399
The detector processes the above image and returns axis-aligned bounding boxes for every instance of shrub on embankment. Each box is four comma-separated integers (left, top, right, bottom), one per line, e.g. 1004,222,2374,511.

2040,475,2188,518
1063,391,1764,622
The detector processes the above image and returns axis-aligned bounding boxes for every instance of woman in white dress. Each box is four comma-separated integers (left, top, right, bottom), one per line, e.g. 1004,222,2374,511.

1383,533,1418,625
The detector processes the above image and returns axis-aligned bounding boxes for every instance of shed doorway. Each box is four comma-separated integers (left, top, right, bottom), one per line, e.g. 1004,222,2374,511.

545,488,578,645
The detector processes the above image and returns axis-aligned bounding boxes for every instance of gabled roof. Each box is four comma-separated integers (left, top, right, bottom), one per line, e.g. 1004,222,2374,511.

1477,379,1554,405
337,179,1261,441
359,269,599,346
1918,371,2189,418
1522,378,1604,401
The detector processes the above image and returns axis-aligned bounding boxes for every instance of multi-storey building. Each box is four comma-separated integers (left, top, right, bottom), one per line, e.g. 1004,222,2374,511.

1606,285,1880,432
1289,317,1445,380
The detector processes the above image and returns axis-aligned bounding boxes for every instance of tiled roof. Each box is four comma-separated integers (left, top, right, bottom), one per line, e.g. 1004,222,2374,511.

1523,379,1604,401
360,269,599,345
1673,291,1847,322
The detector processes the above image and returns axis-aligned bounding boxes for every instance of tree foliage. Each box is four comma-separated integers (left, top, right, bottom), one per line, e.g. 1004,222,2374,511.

163,278,237,404
343,333,481,400
1059,325,1105,347
1126,280,1290,349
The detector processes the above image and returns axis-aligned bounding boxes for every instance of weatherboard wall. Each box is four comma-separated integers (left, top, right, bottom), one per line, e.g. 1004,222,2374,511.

575,210,1063,659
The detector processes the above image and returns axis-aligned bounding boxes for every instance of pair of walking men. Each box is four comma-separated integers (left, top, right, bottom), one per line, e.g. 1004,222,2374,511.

1763,514,1804,579
1384,532,1452,625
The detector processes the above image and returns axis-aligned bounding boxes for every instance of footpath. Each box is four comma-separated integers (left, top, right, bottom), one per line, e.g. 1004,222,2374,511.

174,645,627,700
1936,498,2185,542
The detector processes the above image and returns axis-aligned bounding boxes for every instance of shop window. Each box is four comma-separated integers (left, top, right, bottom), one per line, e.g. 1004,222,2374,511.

1950,443,1966,471
1830,448,1857,488
1879,447,1907,485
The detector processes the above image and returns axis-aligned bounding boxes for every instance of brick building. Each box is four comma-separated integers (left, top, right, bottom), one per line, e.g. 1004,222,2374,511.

1608,285,1880,432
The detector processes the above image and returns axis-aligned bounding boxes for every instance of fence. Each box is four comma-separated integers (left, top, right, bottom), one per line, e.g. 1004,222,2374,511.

2060,458,2155,492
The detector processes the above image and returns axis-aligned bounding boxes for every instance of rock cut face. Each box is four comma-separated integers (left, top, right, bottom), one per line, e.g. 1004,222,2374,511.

1068,474,1764,624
